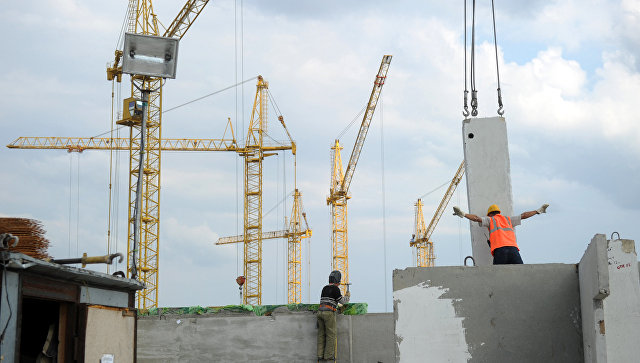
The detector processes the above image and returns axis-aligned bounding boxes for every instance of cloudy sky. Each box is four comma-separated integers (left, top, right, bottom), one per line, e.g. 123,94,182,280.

1,0,639,312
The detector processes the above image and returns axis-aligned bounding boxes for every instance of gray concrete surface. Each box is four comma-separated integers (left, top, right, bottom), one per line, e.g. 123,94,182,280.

601,238,640,361
393,264,583,363
579,234,609,362
462,116,514,266
137,310,394,362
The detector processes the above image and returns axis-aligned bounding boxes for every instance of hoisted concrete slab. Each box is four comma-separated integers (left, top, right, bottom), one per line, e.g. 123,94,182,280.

462,116,514,265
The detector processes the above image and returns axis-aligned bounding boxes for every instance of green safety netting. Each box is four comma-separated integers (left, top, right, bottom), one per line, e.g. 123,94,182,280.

139,303,367,317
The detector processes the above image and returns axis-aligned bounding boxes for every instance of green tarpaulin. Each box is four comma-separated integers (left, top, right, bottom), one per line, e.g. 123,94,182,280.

139,303,368,317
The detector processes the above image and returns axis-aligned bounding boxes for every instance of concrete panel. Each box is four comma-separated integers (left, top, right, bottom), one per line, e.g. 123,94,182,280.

393,265,583,363
462,116,514,266
350,313,395,362
80,286,129,308
603,238,640,362
137,311,394,363
85,306,135,362
578,234,609,362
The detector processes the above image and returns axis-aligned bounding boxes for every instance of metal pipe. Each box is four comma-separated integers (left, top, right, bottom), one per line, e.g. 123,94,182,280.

52,253,124,268
131,89,150,280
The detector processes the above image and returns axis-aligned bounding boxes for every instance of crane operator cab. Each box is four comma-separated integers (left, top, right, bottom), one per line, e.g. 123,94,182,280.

117,96,144,126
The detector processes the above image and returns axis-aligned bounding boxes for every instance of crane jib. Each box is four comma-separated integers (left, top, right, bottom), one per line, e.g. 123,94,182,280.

339,55,392,194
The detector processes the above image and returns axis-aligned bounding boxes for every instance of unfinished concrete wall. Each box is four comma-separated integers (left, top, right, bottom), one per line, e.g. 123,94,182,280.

137,311,394,362
462,116,514,266
580,234,640,362
604,238,640,361
578,234,609,362
393,264,583,362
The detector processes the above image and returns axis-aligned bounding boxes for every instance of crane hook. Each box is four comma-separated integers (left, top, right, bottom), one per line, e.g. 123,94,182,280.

471,90,478,117
463,90,470,117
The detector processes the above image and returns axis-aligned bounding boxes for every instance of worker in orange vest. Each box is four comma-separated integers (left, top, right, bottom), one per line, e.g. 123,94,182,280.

452,203,548,264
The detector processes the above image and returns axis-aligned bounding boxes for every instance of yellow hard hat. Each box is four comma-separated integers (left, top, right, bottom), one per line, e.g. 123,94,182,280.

487,204,501,215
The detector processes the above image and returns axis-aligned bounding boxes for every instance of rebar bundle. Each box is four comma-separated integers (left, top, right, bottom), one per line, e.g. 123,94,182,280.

0,218,51,260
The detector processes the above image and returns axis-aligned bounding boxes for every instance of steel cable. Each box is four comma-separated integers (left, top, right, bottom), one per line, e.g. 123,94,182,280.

463,0,470,117
491,0,505,115
470,0,478,116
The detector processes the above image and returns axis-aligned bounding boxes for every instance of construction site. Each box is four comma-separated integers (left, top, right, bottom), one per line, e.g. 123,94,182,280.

1,1,639,362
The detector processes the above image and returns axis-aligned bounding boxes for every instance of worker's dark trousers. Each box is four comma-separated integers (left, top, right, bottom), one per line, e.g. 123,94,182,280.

317,310,337,360
493,246,523,264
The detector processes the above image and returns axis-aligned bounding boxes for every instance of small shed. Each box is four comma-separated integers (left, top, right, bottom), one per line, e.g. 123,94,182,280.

0,251,144,362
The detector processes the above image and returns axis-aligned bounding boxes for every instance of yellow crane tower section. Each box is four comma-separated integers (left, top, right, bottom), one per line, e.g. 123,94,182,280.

327,55,392,295
410,161,465,267
232,76,294,305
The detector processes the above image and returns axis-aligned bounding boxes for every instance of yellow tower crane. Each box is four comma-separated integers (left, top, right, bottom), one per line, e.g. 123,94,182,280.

224,77,295,305
327,55,392,295
110,0,209,310
215,189,311,304
5,0,210,310
410,161,465,267
9,75,295,308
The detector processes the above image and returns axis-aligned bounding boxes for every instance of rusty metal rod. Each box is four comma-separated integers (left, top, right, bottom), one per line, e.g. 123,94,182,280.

52,252,124,268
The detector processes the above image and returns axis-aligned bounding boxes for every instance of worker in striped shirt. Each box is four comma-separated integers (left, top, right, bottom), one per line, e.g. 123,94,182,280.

317,270,350,361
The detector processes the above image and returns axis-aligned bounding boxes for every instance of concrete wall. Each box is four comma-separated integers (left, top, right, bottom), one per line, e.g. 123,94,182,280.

578,234,609,362
462,116,514,266
393,264,583,362
603,238,640,361
137,310,394,362
580,234,640,362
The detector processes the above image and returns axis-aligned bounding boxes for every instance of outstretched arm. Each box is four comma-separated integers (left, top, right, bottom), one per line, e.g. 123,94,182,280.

464,213,482,223
453,206,482,223
521,204,549,220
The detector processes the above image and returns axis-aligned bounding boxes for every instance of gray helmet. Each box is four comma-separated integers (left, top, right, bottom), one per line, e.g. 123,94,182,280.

329,270,341,284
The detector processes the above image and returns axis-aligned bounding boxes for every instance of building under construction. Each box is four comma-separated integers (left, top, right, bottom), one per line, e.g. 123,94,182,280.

2,0,639,362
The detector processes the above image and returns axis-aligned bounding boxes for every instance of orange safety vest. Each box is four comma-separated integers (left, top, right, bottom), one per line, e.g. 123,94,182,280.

488,214,518,254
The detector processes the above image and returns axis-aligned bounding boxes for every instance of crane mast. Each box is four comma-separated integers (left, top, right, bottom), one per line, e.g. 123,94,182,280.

410,161,465,267
287,189,309,304
108,0,210,310
412,199,433,267
241,76,268,305
327,55,392,294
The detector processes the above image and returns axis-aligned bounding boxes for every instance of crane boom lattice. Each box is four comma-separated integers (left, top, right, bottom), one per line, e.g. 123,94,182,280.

327,55,392,295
